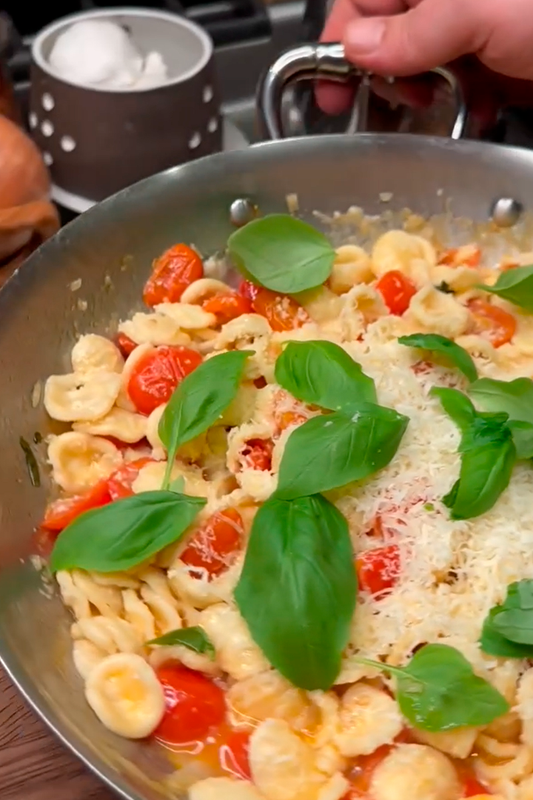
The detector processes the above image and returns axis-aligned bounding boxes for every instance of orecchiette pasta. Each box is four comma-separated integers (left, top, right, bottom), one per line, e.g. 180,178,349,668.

40,224,533,799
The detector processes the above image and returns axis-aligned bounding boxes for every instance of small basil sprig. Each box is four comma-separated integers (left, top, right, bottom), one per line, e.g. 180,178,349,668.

275,404,409,500
147,626,215,659
50,491,206,573
275,341,376,412
234,494,356,691
356,644,509,732
481,581,533,658
159,350,251,489
431,387,516,519
227,214,335,294
478,265,533,312
398,333,478,382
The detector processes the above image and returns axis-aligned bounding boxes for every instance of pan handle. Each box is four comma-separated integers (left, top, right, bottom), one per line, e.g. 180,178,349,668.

256,43,468,141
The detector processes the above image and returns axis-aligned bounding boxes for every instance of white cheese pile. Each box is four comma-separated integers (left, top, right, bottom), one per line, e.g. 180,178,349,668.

48,20,168,90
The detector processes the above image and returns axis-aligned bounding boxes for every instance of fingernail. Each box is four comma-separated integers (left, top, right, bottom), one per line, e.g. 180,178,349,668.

345,18,385,54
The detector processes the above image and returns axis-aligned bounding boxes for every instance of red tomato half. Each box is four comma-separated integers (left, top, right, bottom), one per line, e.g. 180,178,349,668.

115,332,138,358
107,458,154,500
42,479,111,532
463,775,491,797
356,545,400,596
143,244,203,306
241,438,273,471
239,280,309,332
180,508,243,577
239,279,260,302
468,298,516,348
127,345,203,415
376,270,417,315
154,666,226,746
203,292,253,323
219,730,251,780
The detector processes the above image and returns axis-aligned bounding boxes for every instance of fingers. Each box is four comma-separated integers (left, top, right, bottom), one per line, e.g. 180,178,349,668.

342,0,485,76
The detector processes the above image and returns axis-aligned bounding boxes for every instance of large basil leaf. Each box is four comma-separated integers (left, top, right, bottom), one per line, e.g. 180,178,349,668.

469,377,533,424
147,626,215,658
430,387,476,434
274,340,376,412
399,333,478,382
234,494,356,690
357,644,509,731
227,214,335,294
480,582,533,658
275,404,409,500
479,265,533,311
50,491,206,573
159,350,250,489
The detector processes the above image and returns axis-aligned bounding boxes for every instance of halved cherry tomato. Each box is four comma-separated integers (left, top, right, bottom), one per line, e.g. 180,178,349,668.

33,527,59,558
463,775,491,796
239,279,260,302
127,345,203,415
439,244,481,268
468,298,516,348
203,292,253,323
239,280,309,332
154,665,226,746
106,458,154,500
343,730,413,798
143,244,203,306
241,438,273,471
115,332,138,358
356,545,400,595
375,270,417,315
180,507,243,577
219,730,251,780
42,479,111,532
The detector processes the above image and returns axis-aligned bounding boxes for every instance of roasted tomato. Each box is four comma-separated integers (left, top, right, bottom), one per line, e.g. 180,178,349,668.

468,298,516,348
115,332,138,358
154,666,226,746
356,545,400,595
203,292,253,323
42,479,111,532
239,280,309,332
143,244,203,306
376,270,417,315
438,244,481,268
462,775,491,797
180,508,243,577
219,730,251,780
241,438,273,471
106,458,154,500
126,345,202,415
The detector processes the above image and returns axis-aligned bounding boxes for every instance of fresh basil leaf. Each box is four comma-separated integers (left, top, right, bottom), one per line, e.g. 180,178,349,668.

493,609,533,645
398,333,478,382
508,420,533,459
234,494,356,691
357,644,509,732
430,387,476,434
469,377,533,424
169,476,185,493
147,626,215,658
50,491,206,573
274,341,376,412
444,433,516,520
478,265,533,311
227,214,335,294
275,404,409,500
480,582,533,658
159,350,250,489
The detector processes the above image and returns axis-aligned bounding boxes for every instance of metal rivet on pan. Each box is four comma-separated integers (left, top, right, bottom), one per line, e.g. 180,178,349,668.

490,197,523,228
230,198,258,228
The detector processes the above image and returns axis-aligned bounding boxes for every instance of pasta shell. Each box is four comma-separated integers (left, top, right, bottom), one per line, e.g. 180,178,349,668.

44,371,121,422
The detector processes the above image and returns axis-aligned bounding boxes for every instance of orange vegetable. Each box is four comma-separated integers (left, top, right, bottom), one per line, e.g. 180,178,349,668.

375,270,417,315
239,279,309,332
41,479,111,532
106,458,154,500
439,244,481,268
180,508,243,577
143,243,203,306
154,666,226,746
241,438,273,471
356,545,400,595
219,730,251,780
203,291,253,323
468,298,516,348
126,345,202,415
115,332,138,357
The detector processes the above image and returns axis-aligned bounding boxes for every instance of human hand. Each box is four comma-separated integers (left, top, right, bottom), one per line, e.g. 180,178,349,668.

317,0,533,115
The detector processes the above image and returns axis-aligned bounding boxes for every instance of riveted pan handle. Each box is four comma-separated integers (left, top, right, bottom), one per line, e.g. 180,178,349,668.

257,43,468,142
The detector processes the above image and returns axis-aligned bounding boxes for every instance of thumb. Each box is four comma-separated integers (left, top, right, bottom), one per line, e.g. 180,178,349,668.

342,0,486,76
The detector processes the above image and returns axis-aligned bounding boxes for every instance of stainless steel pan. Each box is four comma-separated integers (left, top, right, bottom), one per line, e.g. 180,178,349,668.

1,44,532,800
